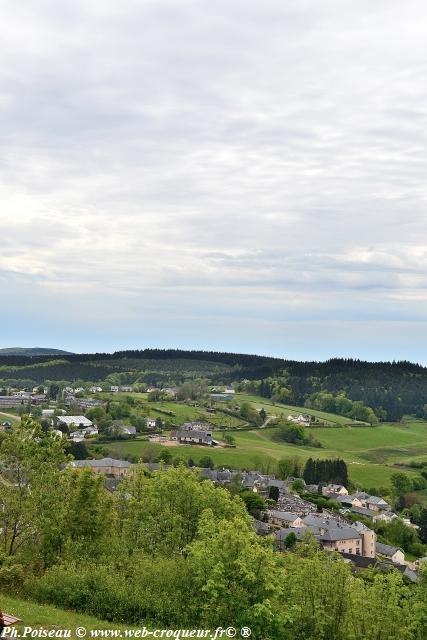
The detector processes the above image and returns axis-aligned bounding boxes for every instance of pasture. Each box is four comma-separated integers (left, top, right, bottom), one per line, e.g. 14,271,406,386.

106,406,427,489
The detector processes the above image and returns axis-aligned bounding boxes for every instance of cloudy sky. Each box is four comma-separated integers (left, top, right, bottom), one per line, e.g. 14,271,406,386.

1,0,427,360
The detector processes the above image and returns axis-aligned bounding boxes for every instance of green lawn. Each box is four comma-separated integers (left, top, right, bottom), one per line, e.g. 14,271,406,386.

107,416,427,489
147,401,205,424
0,594,138,637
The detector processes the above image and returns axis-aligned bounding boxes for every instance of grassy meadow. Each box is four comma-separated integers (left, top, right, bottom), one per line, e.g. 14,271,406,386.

234,393,369,426
105,392,427,489
0,594,139,637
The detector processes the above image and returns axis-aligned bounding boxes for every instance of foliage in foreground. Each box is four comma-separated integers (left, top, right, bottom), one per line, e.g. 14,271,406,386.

0,418,426,640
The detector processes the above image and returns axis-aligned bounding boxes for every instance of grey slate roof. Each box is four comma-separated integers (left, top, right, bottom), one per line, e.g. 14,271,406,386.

70,457,131,469
340,552,378,568
269,510,301,522
321,526,361,542
376,542,401,557
276,527,310,542
267,479,286,489
252,519,270,535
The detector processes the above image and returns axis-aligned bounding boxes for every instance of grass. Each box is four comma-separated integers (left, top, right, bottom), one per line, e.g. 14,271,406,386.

100,393,427,489
147,402,205,424
0,594,138,637
106,418,427,489
235,393,368,426
0,410,21,423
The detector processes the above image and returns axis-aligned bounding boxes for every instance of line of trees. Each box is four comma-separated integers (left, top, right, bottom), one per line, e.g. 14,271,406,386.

303,458,349,486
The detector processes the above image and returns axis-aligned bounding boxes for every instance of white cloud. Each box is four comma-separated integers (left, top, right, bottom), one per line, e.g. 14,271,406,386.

1,0,427,356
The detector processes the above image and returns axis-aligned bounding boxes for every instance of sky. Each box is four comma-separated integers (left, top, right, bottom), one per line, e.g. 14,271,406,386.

1,0,427,361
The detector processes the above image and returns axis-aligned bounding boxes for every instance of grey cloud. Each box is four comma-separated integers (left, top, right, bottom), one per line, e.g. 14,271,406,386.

1,0,427,356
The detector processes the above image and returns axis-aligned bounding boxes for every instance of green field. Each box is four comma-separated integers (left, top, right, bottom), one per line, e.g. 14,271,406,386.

0,409,21,422
234,393,369,426
106,409,427,489
0,594,138,637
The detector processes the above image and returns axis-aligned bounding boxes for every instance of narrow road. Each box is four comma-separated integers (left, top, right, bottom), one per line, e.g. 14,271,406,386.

0,411,21,422
260,415,275,428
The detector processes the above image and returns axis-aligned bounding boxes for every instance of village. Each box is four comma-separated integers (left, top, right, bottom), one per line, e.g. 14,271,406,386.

68,452,424,583
1,384,426,587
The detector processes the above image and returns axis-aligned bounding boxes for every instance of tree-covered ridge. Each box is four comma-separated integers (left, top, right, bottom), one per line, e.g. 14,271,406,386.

2,349,427,419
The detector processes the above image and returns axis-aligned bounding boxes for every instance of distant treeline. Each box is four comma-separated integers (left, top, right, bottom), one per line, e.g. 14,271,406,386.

1,350,427,420
239,359,427,421
0,349,283,384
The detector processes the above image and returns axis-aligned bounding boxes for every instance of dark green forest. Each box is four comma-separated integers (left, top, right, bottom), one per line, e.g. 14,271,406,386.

1,349,427,420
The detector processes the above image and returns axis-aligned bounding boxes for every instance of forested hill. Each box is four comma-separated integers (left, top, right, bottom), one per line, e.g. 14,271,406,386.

0,349,427,420
0,347,74,356
240,358,427,421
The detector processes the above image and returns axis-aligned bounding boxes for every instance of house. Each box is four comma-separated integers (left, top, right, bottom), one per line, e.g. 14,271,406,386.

111,386,120,392
373,512,397,524
181,421,211,431
267,478,286,491
276,527,310,549
175,430,213,446
350,505,377,520
68,427,98,442
68,457,132,478
69,431,85,442
268,510,306,528
120,386,133,393
162,387,178,397
13,391,32,399
353,491,391,512
31,394,47,404
146,417,157,429
0,396,25,408
352,520,376,558
287,414,311,425
322,484,348,497
340,552,379,572
336,494,363,508
391,563,419,583
90,386,103,393
75,398,106,409
376,542,405,564
112,423,137,436
364,496,391,512
299,514,375,557
57,416,93,429
252,519,270,536
320,526,363,555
